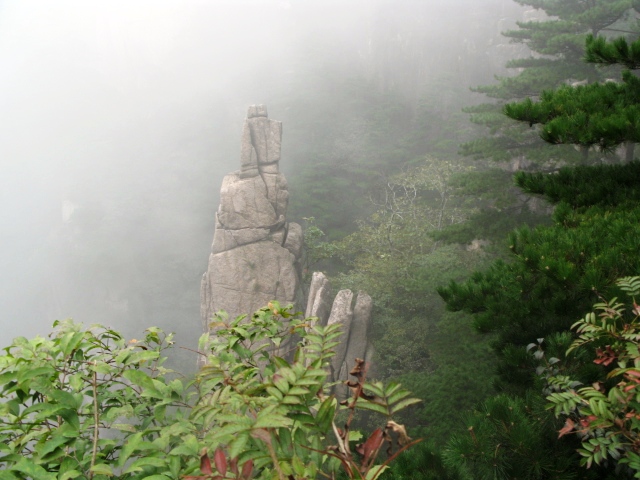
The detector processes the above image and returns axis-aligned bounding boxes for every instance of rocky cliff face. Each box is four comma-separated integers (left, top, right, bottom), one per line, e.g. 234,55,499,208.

200,105,303,331
200,107,373,395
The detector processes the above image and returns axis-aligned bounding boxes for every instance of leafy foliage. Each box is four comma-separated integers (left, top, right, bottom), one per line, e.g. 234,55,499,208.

514,161,640,208
0,320,187,479
326,158,498,445
504,70,640,151
544,277,640,475
0,304,422,480
504,32,640,157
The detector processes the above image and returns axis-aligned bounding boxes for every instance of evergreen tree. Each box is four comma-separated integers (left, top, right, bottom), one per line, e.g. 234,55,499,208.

505,35,640,155
439,33,640,479
462,0,634,164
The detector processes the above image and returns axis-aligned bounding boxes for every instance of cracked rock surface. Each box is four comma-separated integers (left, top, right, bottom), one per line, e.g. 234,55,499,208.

201,105,303,332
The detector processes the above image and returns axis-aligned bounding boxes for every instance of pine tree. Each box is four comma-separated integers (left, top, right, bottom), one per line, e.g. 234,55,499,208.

462,0,634,164
439,163,640,391
505,35,640,155
439,32,640,479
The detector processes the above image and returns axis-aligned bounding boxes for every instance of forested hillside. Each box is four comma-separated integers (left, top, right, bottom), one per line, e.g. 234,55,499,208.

4,0,640,478
288,0,640,477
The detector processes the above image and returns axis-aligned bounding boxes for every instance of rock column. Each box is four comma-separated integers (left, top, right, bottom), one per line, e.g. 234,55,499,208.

305,273,374,397
200,105,303,331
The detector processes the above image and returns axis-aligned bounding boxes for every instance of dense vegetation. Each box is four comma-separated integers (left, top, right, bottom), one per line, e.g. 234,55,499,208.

436,25,640,480
6,0,640,478
301,1,640,478
0,304,421,479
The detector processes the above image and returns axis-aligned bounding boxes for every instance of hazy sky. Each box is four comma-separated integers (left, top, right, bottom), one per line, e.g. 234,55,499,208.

0,0,373,346
0,0,523,351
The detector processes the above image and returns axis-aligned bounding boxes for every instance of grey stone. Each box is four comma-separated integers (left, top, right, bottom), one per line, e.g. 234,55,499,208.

284,222,303,258
201,105,375,390
270,227,286,246
248,104,268,118
201,105,303,334
249,116,270,164
217,174,278,230
239,105,281,177
201,241,300,327
266,120,282,163
305,272,332,328
343,292,372,369
261,172,288,217
327,289,354,379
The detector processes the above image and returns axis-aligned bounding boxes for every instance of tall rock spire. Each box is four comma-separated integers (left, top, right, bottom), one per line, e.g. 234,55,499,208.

200,105,303,331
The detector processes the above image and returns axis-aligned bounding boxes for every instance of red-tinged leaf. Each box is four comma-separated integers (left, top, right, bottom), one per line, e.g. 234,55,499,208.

626,369,640,378
214,447,227,477
594,346,617,366
251,427,272,445
241,459,254,480
356,428,384,464
230,457,239,476
558,418,575,438
201,451,213,475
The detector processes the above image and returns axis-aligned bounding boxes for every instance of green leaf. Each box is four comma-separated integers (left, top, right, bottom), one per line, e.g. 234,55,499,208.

254,413,291,429
365,464,388,480
0,470,19,480
292,455,306,478
91,362,114,375
9,459,56,480
90,464,114,476
127,350,160,366
112,423,137,433
363,382,385,398
315,396,337,432
118,432,143,467
123,456,168,474
265,386,284,401
282,395,302,405
17,366,55,384
48,389,81,410
59,470,82,480
390,397,422,414
287,386,310,396
386,388,411,406
288,412,315,426
122,370,161,398
68,374,84,392
355,399,389,416
273,376,289,394
59,331,86,358
35,432,72,459
228,431,251,460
